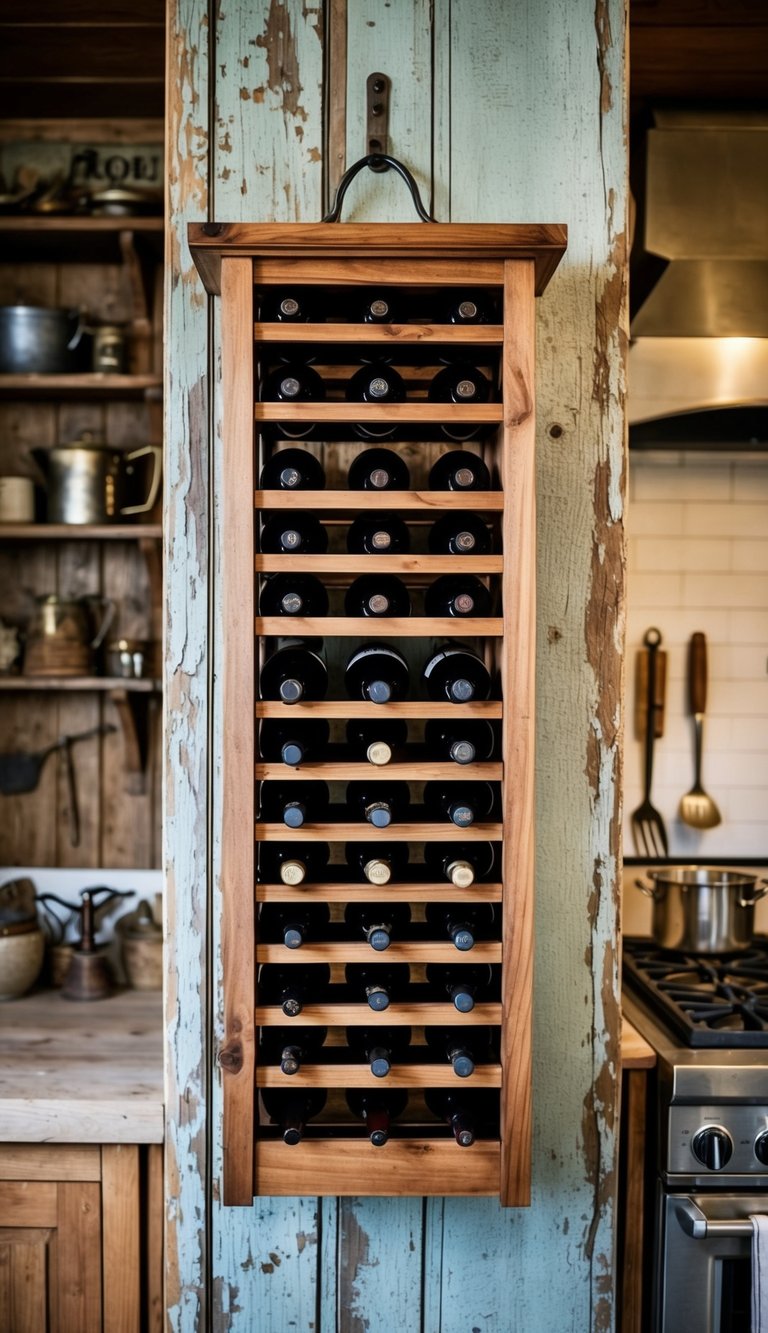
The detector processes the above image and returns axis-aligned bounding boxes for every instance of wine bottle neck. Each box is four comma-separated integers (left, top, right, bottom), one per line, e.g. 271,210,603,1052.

282,801,307,828
363,857,391,885
280,741,305,766
280,1044,301,1075
366,741,392,766
279,859,307,885
365,801,392,827
450,923,475,952
449,740,476,764
446,858,475,888
279,678,304,703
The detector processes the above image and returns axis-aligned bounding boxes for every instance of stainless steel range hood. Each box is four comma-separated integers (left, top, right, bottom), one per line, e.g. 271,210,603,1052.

629,111,768,441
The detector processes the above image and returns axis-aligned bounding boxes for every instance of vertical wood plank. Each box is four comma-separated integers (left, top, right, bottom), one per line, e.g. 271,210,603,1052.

101,1145,140,1333
144,1145,164,1333
56,1181,102,1333
336,1198,425,1333
0,1232,49,1333
219,256,256,1206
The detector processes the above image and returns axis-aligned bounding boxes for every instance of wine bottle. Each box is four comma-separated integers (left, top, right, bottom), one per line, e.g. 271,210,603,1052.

345,962,410,1011
260,511,328,555
344,575,411,618
422,643,491,704
258,841,330,886
424,903,497,953
423,719,496,766
345,1025,412,1078
424,574,492,618
261,1088,326,1145
424,1025,493,1078
425,963,496,1013
259,448,326,490
259,780,330,828
346,780,410,829
259,573,329,617
346,362,406,440
424,1089,486,1146
257,963,330,1016
261,291,315,323
345,841,409,886
344,902,412,952
260,640,328,704
348,447,411,491
445,293,490,325
259,902,331,950
359,291,402,325
347,512,410,555
345,643,410,704
427,512,491,555
346,719,408,767
423,780,495,828
260,363,326,441
259,718,331,767
346,1089,408,1146
259,1025,328,1075
428,363,492,444
428,450,491,492
424,841,496,888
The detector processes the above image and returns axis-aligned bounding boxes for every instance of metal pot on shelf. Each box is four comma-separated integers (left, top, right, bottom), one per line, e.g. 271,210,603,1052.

0,306,88,374
635,866,768,953
23,594,115,678
32,433,162,524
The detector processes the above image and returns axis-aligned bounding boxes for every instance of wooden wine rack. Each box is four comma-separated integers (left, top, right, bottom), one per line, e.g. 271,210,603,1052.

189,221,567,1206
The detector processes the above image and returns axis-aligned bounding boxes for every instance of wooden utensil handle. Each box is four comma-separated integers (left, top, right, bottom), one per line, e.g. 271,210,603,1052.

689,632,707,714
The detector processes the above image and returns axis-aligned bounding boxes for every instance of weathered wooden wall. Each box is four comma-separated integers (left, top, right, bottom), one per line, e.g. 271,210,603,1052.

165,1,627,1329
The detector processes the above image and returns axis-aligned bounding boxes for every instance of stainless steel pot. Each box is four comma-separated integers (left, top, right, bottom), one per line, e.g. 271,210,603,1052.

635,866,768,953
32,434,162,524
0,306,87,374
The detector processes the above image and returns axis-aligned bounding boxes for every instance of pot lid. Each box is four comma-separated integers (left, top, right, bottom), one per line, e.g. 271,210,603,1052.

117,898,162,940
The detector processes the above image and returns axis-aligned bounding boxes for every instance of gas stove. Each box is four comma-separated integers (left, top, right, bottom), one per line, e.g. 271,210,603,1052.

623,936,768,1048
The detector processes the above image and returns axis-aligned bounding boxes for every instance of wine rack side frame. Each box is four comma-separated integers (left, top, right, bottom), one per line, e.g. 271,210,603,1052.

195,223,567,1208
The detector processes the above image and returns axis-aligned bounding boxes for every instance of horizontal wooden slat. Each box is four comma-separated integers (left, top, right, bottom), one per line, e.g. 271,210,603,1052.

0,523,161,540
0,1145,101,1182
255,402,502,424
0,1181,57,1226
255,822,504,842
254,489,504,512
256,700,503,719
255,616,503,638
253,1137,500,1196
255,942,503,964
0,676,158,692
0,373,161,398
254,762,503,781
255,1003,502,1026
256,1063,502,1088
254,322,505,345
255,881,503,903
255,554,503,574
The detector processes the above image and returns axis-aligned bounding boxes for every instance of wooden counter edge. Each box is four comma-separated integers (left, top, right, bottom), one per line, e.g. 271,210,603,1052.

621,1016,656,1070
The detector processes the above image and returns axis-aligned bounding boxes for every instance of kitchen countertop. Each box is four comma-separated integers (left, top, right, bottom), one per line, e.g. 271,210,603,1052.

621,1015,656,1070
0,988,163,1143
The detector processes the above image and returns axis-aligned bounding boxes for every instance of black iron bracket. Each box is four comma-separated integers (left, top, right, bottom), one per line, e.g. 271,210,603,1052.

322,153,436,224
366,73,390,167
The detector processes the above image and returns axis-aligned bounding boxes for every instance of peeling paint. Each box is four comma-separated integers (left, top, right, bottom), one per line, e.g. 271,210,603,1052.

255,0,309,124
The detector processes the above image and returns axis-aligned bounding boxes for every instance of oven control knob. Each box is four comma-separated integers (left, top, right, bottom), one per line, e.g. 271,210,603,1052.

691,1126,733,1171
754,1132,768,1166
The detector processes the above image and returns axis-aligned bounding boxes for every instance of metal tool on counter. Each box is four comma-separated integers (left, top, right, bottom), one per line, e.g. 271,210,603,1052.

679,631,722,829
0,725,116,847
631,626,669,857
37,887,134,1001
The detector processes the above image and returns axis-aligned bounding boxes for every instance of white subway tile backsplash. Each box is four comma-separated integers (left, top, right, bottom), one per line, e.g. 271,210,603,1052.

722,788,768,822
626,501,684,537
684,502,767,538
730,610,768,644
733,466,768,503
634,464,731,502
733,541,768,573
628,572,684,606
635,537,732,573
733,718,768,751
625,607,732,647
710,644,768,681
709,683,766,716
682,573,768,608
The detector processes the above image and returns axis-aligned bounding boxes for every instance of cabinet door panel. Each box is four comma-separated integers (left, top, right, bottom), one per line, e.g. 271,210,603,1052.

56,1181,102,1333
0,1227,53,1333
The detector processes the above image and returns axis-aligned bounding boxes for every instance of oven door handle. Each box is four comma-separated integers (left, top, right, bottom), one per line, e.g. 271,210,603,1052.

674,1197,755,1239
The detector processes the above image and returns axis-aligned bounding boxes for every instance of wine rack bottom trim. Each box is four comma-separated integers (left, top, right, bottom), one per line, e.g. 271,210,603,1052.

254,1138,500,1196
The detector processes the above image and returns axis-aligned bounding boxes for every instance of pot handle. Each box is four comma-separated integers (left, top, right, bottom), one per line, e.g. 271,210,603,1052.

120,445,162,517
739,881,768,908
67,309,88,351
634,878,660,899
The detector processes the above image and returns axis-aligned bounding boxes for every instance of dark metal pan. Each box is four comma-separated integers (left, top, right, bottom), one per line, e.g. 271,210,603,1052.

0,724,116,796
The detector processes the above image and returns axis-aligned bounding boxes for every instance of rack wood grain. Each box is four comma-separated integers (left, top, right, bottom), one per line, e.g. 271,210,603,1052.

255,1064,502,1089
254,322,505,345
255,402,503,425
255,554,503,575
256,700,503,719
254,490,504,512
255,822,504,842
253,1137,501,1197
255,616,503,638
255,882,504,903
254,942,503,964
255,1003,503,1027
254,762,503,781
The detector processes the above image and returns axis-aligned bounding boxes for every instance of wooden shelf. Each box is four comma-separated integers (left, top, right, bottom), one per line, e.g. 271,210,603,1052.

255,762,503,781
255,1003,503,1027
254,490,504,512
255,942,503,965
255,402,502,425
255,554,503,574
0,374,162,399
256,701,503,719
256,882,504,903
0,523,162,540
256,1063,502,1089
0,215,164,262
253,1137,501,1197
0,676,159,692
254,322,505,345
255,616,503,638
255,822,504,842
0,216,163,235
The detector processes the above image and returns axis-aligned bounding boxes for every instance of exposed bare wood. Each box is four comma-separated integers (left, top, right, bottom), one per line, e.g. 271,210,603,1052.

255,821,503,842
254,489,504,511
254,1139,499,1197
255,554,503,574
255,941,503,964
255,1003,501,1027
255,616,503,638
254,322,504,344
254,762,503,781
256,881,503,903
101,1146,140,1333
256,700,503,719
256,1064,502,1088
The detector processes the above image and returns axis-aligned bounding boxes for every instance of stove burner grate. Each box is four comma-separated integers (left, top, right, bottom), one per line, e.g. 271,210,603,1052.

623,938,768,1047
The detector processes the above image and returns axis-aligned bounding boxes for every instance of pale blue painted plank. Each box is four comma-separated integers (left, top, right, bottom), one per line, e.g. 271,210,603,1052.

336,1197,425,1333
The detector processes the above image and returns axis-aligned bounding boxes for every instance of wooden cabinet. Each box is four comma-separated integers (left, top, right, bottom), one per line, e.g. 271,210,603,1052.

0,1143,162,1333
189,220,566,1207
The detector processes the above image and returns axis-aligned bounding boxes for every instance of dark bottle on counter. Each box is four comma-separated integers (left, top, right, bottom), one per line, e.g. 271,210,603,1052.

260,291,316,323
424,841,496,889
344,574,411,619
345,1026,412,1077
428,511,491,556
260,362,326,441
260,511,328,556
259,640,328,705
259,718,331,768
444,293,490,326
423,719,496,766
423,780,495,828
346,779,410,829
425,963,496,1013
346,718,409,767
348,447,410,491
359,291,403,325
261,1088,327,1145
347,511,410,556
259,1025,328,1075
344,902,412,952
424,903,497,953
257,963,331,1016
346,362,406,440
424,574,492,619
424,1089,489,1146
422,643,491,704
428,450,491,492
345,643,410,704
345,841,410,887
346,1089,408,1146
425,1025,494,1078
259,447,326,491
345,962,410,1011
258,841,330,886
259,573,329,618
259,902,331,950
259,780,330,829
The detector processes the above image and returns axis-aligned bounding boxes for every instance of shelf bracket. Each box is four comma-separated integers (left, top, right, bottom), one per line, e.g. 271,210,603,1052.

365,74,390,168
109,687,155,794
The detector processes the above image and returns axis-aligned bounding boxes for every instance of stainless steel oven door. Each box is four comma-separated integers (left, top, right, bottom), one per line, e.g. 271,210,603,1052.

658,1191,765,1333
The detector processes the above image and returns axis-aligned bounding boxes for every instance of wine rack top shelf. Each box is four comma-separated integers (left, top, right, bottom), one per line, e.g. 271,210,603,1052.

188,220,567,295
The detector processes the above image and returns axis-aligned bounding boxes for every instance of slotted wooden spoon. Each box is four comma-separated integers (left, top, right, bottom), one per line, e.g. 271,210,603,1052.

679,631,722,829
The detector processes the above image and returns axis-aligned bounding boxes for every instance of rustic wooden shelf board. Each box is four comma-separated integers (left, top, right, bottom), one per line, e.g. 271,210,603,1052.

255,822,504,842
255,1003,503,1026
0,373,162,398
254,761,503,781
255,616,503,638
255,554,503,574
255,882,504,903
0,676,159,692
254,489,504,512
254,942,503,964
254,322,505,345
0,217,163,235
256,700,504,719
256,1064,502,1088
0,523,162,540
255,402,502,425
253,1138,501,1197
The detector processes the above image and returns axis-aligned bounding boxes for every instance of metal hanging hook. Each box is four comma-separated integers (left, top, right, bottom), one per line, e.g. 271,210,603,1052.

322,153,437,223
